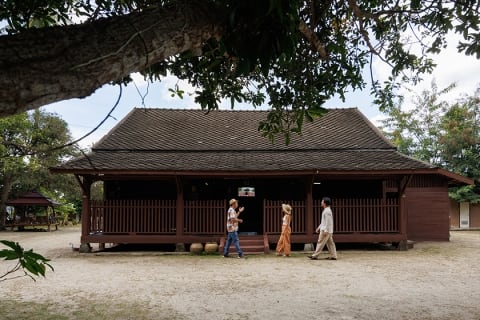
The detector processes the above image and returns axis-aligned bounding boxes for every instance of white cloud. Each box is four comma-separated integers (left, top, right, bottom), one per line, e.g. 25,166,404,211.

372,32,480,110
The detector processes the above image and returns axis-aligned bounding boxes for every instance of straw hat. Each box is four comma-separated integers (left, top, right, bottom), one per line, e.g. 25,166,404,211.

229,198,238,205
282,204,292,214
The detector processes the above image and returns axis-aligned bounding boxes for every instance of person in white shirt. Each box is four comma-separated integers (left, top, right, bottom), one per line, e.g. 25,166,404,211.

308,197,337,260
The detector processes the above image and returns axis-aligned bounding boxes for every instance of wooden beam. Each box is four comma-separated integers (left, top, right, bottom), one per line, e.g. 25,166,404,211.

399,174,413,195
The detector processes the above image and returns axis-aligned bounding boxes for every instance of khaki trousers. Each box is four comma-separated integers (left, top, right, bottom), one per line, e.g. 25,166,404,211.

311,231,337,259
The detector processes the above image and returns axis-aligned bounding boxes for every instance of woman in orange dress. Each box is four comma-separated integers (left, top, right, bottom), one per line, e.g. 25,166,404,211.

275,204,292,257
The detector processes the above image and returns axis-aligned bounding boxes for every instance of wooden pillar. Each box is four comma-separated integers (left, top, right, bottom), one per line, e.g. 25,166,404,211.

78,175,92,253
399,175,412,237
306,176,314,238
397,175,411,250
175,176,184,237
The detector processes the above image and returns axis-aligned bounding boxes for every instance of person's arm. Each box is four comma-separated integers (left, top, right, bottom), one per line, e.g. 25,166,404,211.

235,207,244,223
228,211,243,223
325,212,333,233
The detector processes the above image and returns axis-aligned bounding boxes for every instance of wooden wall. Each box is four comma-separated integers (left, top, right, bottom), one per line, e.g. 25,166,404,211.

449,199,460,228
471,204,480,228
405,176,450,241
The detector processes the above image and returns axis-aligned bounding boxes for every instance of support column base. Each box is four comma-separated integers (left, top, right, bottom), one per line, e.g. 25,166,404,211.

79,243,92,253
304,243,315,251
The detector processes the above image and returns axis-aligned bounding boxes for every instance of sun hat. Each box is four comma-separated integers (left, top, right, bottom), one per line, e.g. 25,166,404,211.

282,204,292,214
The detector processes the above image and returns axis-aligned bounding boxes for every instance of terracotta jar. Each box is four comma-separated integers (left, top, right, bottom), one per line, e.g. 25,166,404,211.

204,242,219,254
189,243,203,254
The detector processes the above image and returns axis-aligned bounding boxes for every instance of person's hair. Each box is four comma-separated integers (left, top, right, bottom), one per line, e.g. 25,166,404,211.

229,198,238,206
322,197,331,206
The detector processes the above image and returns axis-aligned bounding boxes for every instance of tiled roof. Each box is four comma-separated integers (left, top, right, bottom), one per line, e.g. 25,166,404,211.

54,108,436,173
93,108,394,151
6,191,60,206
55,149,434,172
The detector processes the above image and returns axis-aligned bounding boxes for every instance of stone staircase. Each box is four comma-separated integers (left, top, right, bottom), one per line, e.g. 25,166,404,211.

219,235,269,255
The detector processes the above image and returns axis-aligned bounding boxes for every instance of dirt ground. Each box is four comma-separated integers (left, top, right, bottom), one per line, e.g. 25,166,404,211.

1,226,480,320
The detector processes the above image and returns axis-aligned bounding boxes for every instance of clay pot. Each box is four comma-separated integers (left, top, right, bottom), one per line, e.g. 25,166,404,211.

189,243,203,254
204,242,219,254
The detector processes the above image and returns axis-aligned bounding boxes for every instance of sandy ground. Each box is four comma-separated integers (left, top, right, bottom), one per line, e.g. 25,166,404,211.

1,226,480,320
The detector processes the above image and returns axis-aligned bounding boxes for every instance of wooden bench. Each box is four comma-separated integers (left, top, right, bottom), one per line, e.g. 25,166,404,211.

5,217,59,232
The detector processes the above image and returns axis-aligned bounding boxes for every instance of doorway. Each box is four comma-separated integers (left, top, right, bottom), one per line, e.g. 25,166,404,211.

235,195,263,235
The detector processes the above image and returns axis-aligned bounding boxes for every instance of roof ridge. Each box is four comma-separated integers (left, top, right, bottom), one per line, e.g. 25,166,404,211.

92,147,397,152
132,107,359,112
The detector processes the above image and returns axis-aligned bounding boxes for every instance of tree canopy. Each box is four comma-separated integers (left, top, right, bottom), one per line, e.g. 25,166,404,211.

0,109,81,227
380,82,480,203
0,0,479,138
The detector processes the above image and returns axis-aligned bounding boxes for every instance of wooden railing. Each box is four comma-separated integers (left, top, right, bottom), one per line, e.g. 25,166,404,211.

89,198,399,235
90,200,176,234
313,198,399,233
263,200,306,234
184,200,226,234
263,198,399,234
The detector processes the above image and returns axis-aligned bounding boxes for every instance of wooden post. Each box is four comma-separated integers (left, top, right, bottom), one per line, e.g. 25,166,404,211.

175,176,184,237
306,176,314,239
398,177,409,251
79,175,92,253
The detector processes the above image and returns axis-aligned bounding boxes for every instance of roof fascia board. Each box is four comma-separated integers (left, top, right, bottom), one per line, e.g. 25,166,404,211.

54,168,471,185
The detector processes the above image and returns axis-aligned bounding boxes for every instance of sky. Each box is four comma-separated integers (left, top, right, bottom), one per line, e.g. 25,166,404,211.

43,36,480,150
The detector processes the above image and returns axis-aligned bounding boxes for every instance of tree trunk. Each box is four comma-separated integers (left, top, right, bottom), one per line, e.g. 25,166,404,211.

0,2,224,116
0,175,14,229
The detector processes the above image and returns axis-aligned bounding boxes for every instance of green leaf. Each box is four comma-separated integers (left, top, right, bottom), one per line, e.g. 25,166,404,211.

0,250,19,260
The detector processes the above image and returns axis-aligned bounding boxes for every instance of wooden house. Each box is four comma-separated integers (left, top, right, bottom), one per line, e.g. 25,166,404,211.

51,108,472,252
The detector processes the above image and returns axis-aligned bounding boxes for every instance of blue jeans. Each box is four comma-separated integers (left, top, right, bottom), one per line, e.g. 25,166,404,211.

223,231,243,257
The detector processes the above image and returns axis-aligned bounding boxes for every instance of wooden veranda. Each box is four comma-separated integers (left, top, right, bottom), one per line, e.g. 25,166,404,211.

82,197,406,247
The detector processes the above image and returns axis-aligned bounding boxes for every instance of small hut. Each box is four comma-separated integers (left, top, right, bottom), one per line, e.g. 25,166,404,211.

5,191,59,231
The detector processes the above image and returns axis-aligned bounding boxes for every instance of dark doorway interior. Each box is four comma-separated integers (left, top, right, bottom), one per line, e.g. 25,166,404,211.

235,195,262,234
234,178,305,235
184,178,265,234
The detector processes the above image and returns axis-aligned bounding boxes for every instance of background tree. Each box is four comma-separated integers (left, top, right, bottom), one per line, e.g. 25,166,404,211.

380,83,480,203
439,90,480,203
0,110,81,228
0,1,479,141
380,82,454,165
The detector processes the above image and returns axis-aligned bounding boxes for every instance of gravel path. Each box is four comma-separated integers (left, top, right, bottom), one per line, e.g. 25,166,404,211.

1,226,479,319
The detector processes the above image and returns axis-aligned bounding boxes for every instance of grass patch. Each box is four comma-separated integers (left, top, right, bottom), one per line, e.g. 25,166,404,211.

0,298,185,320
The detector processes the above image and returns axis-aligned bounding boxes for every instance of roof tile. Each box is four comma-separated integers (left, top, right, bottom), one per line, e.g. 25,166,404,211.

54,108,435,173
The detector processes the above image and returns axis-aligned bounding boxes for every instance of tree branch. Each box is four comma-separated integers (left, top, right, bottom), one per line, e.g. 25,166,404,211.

298,20,328,60
0,2,223,116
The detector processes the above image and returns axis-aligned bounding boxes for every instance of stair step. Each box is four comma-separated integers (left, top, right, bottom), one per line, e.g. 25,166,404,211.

221,236,268,254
